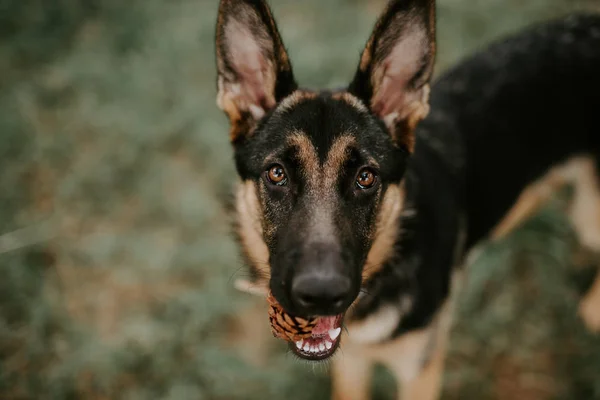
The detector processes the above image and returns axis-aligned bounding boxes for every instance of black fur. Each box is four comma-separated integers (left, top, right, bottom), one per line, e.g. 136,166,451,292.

218,0,436,324
234,94,408,317
217,0,600,362
352,13,600,338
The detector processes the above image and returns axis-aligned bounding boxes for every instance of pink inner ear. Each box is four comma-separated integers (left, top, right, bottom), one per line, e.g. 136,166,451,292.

371,26,428,120
372,74,409,117
226,19,276,116
238,68,271,112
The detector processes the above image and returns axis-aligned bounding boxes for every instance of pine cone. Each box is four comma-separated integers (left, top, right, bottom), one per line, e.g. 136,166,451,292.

267,292,317,342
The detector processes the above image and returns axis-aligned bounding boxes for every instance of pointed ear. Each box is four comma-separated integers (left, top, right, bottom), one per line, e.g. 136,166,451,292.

348,0,436,152
215,0,297,143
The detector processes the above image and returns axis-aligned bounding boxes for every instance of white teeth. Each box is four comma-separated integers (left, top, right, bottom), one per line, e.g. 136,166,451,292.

299,336,338,354
328,327,341,341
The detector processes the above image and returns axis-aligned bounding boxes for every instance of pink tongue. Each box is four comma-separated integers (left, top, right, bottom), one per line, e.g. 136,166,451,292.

311,315,341,336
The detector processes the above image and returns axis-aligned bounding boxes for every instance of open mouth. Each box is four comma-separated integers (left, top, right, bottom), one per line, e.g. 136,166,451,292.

289,314,343,361
263,290,345,361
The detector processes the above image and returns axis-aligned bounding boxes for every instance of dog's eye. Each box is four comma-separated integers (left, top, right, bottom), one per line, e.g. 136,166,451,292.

356,168,377,190
266,164,288,186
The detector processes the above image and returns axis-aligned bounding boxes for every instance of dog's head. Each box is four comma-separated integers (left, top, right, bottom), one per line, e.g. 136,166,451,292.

215,0,436,360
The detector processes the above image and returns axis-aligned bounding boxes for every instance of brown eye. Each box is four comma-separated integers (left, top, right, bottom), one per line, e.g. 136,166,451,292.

356,168,376,189
267,164,287,186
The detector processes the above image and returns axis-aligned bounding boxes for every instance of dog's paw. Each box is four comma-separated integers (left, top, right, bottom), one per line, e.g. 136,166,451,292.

579,293,600,333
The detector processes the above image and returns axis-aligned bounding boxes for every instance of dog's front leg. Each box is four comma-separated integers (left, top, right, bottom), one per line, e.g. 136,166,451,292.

395,334,446,400
381,304,453,400
331,337,373,400
375,328,441,400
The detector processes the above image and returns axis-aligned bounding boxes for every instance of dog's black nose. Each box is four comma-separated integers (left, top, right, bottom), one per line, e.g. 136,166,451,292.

291,270,352,315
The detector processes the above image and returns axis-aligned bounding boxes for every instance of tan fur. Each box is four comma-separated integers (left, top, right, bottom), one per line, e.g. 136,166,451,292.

290,133,359,242
333,299,454,400
276,91,318,114
332,92,369,113
286,131,335,243
359,35,374,73
288,132,359,191
333,272,461,400
235,181,270,284
490,178,561,240
331,348,373,400
396,289,456,400
490,161,571,240
397,326,448,400
566,157,600,332
363,183,405,281
580,273,600,332
566,157,600,250
489,155,600,333
386,329,438,396
234,130,457,400
235,133,363,286
216,77,248,142
323,135,357,188
398,84,431,153
288,132,321,183
490,156,600,240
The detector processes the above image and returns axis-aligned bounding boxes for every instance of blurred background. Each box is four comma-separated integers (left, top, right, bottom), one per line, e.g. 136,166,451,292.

2,0,600,399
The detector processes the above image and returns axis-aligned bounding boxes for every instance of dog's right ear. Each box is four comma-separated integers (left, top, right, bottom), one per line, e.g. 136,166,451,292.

215,0,297,143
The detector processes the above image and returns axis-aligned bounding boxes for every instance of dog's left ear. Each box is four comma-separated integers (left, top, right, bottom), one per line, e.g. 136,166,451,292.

215,0,297,143
349,0,436,152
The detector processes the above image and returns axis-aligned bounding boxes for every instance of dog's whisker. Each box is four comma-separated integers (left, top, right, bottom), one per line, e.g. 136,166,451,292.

229,266,269,281
227,264,250,284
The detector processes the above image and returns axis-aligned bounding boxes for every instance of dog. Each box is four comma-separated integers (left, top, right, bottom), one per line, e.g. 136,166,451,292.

214,0,600,398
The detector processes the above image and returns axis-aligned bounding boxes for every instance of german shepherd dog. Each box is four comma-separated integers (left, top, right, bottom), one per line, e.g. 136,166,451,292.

214,0,600,398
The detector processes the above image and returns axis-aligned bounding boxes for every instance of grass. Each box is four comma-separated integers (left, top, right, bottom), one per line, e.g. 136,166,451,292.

1,0,599,398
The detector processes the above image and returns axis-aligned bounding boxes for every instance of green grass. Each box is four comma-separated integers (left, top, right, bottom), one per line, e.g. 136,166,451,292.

1,0,599,399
